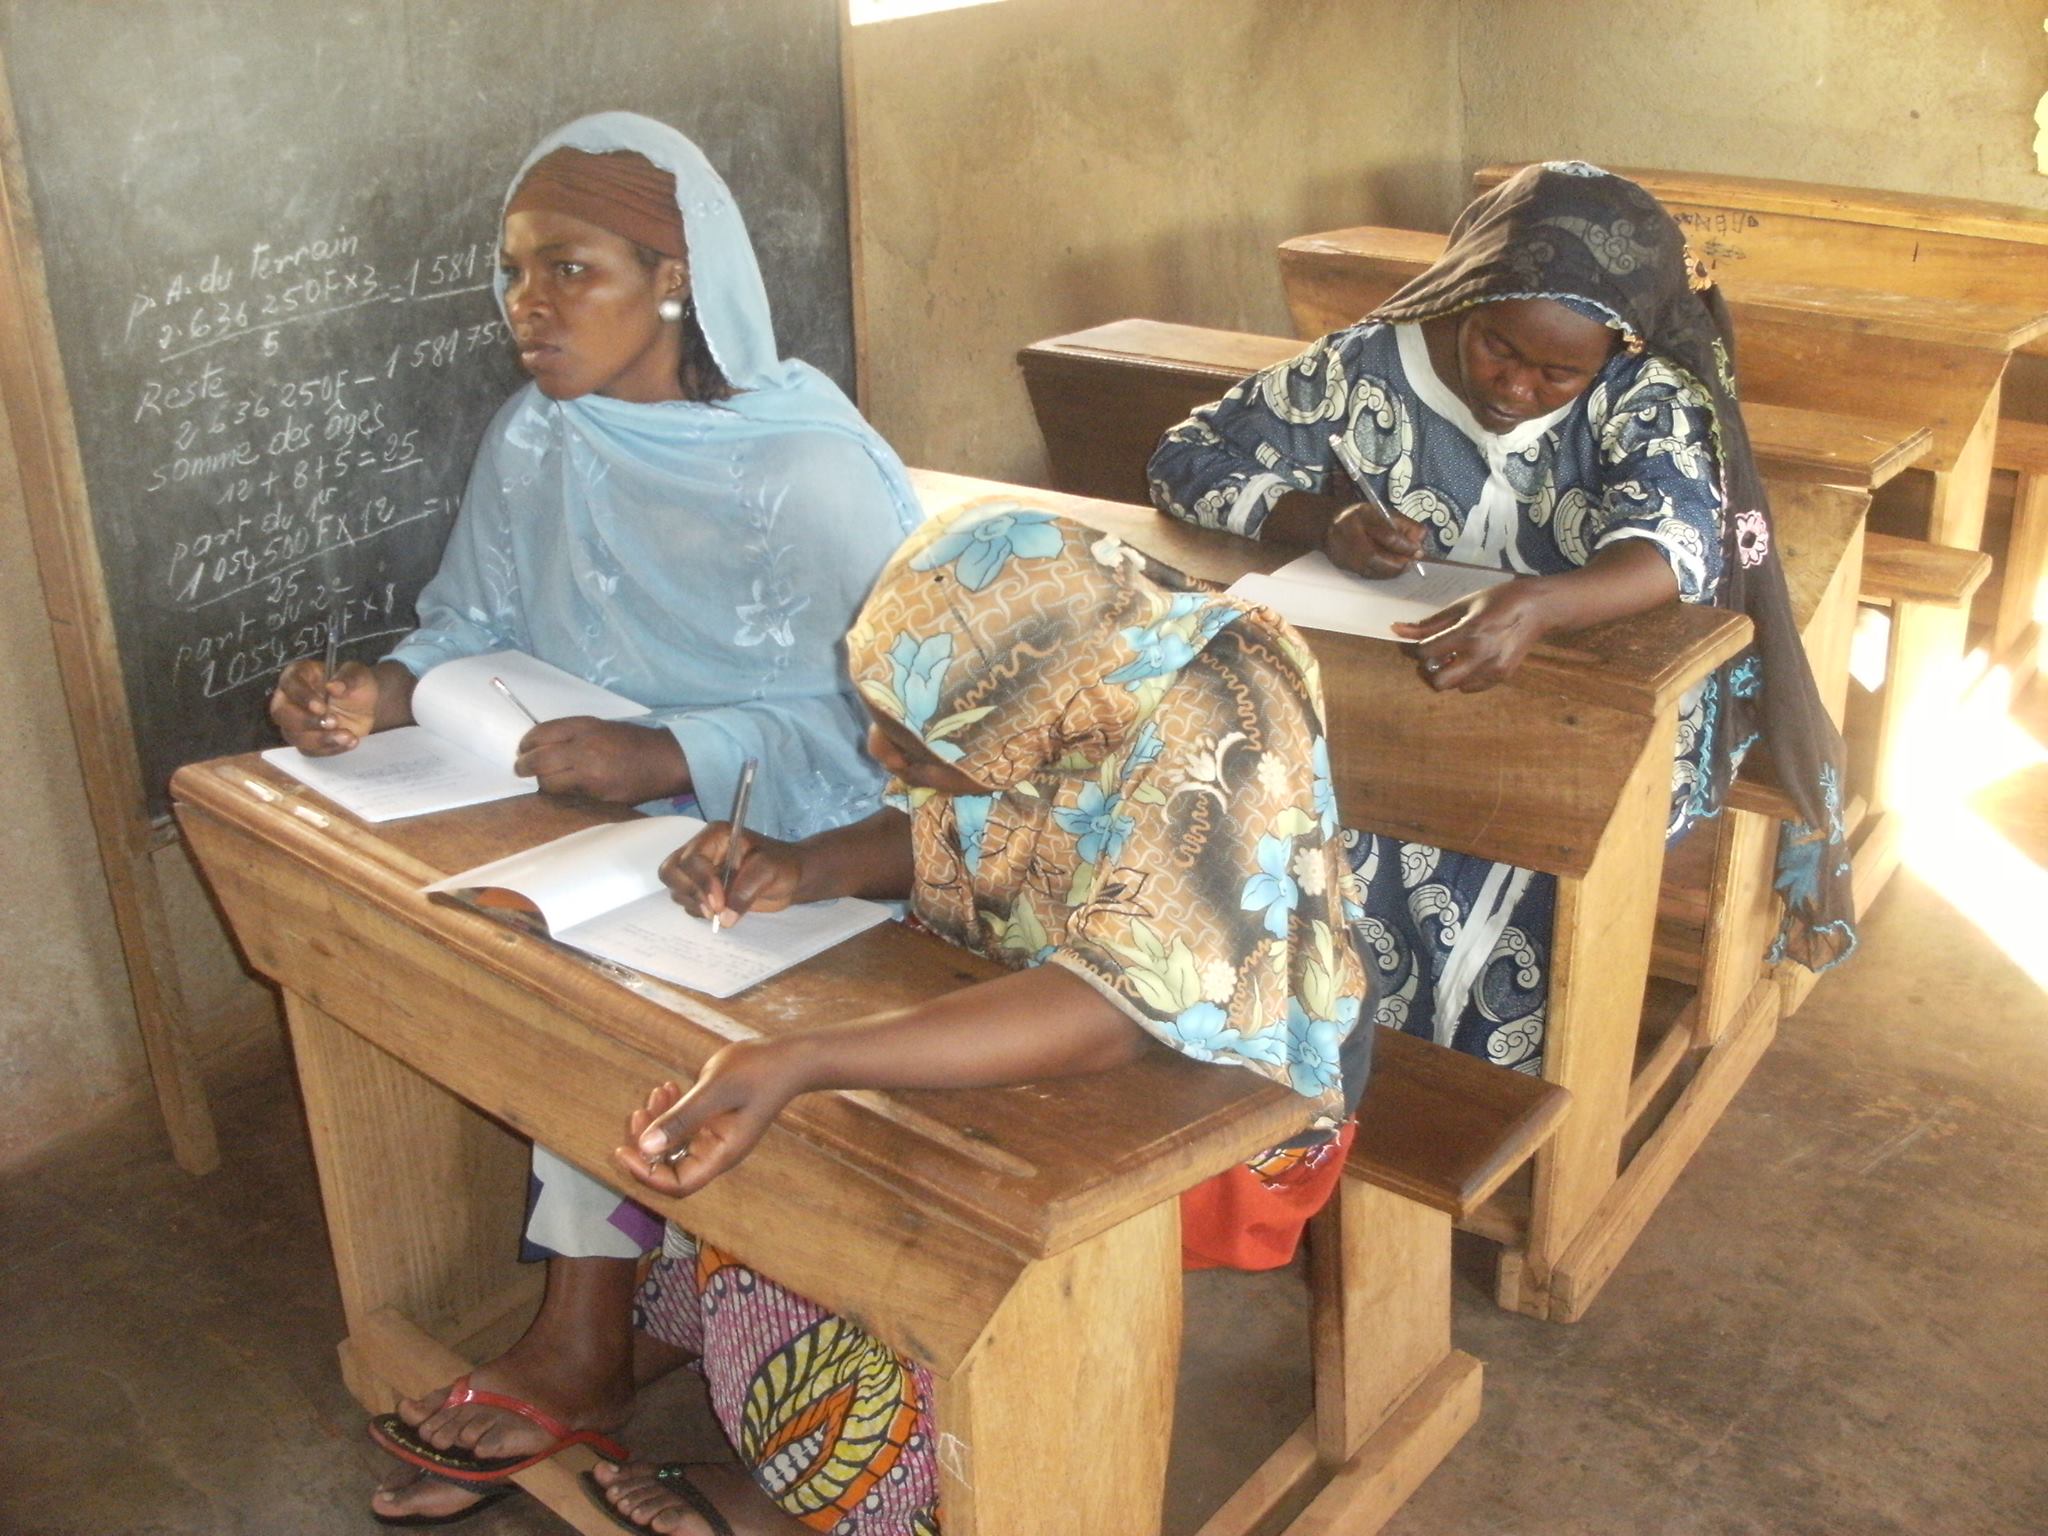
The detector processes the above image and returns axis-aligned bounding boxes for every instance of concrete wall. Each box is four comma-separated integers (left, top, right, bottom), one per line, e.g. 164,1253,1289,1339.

1457,0,2048,213
844,0,1465,480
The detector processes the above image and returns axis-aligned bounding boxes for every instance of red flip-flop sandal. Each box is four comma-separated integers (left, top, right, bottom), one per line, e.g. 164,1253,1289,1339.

367,1375,632,1484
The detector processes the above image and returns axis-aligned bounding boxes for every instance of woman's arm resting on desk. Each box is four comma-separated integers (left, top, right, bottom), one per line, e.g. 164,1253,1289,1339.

613,966,1148,1197
268,658,418,754
1394,538,1681,693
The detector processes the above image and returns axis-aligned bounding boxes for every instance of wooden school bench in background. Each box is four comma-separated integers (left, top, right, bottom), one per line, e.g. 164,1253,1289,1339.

914,468,1750,1325
172,677,1566,1531
1471,162,2048,688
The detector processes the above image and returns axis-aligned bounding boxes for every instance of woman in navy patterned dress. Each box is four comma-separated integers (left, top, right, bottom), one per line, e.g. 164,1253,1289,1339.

1149,162,1854,1072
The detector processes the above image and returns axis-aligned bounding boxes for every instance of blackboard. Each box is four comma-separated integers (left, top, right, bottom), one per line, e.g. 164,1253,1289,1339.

1,0,854,819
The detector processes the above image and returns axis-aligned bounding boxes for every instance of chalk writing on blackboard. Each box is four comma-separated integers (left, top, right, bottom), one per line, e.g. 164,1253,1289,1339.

114,230,513,716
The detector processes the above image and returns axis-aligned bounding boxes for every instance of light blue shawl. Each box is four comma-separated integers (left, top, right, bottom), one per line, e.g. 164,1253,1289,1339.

388,113,923,839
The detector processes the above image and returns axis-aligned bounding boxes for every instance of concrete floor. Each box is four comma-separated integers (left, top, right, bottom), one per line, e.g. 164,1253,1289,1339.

4,683,2045,1536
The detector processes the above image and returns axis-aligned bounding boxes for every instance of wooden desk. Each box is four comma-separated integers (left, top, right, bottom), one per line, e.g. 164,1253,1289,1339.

1471,162,2048,681
912,469,1753,1323
173,761,1331,1536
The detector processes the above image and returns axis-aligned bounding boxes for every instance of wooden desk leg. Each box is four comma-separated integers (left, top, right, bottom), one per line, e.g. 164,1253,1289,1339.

1501,718,1670,1324
1994,469,2048,687
1880,386,2000,803
933,1199,1181,1536
1691,807,1780,1050
1873,599,1973,812
283,991,534,1411
1195,1180,1482,1536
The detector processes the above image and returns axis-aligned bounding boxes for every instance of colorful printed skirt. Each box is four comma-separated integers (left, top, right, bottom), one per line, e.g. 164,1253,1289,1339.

634,1227,940,1536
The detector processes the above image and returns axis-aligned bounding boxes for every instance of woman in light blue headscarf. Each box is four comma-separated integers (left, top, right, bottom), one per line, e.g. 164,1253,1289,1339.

262,113,923,1526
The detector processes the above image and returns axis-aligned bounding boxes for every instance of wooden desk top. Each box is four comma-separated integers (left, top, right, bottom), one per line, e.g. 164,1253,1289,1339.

1475,162,2048,247
1277,225,2048,350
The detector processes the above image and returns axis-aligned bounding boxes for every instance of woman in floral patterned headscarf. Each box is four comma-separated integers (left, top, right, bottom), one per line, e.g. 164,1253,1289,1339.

1151,160,1854,1078
590,499,1370,1536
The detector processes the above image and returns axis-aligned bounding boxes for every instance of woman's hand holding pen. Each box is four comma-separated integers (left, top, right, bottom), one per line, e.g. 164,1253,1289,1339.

613,1050,808,1197
513,717,689,803
1324,500,1429,580
269,658,384,755
660,824,806,928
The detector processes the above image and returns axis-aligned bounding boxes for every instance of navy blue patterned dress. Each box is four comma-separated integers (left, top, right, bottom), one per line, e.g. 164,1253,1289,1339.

1149,319,1728,1071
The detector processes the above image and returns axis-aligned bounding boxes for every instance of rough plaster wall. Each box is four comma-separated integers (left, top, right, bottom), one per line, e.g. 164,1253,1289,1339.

0,412,272,1170
1457,0,2048,210
846,0,1464,480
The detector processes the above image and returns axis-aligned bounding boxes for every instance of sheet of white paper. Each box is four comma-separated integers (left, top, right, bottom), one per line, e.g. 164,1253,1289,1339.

1229,553,1512,640
426,815,891,998
411,651,654,771
261,728,535,822
560,890,892,1000
424,817,701,934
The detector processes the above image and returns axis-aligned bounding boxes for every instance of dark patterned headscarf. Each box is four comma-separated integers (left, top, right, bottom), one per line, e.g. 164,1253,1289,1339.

1371,162,1854,971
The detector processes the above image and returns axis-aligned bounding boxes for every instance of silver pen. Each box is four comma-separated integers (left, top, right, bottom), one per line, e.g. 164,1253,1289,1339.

712,757,759,935
490,675,541,726
1329,433,1427,576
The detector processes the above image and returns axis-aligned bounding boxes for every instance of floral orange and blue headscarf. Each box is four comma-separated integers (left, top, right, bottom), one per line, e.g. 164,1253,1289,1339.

846,500,1371,1121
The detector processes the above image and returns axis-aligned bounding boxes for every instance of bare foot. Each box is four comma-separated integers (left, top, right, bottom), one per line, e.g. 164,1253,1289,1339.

591,1460,811,1535
370,1464,513,1524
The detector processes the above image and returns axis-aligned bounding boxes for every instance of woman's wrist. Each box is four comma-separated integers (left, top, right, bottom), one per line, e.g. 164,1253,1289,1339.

788,810,915,905
371,659,420,731
753,1032,829,1100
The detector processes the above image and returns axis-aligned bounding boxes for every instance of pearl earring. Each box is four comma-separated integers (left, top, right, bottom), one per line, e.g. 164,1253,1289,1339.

657,296,685,323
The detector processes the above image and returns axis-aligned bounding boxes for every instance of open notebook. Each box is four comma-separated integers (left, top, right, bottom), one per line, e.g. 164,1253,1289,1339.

425,816,892,1000
261,651,651,822
1226,551,1512,640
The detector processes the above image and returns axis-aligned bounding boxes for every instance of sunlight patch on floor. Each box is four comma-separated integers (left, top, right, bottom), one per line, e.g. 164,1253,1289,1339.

1895,668,2048,993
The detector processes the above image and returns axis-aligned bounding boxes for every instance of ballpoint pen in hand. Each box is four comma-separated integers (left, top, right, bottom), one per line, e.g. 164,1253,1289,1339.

712,757,759,935
322,615,340,680
1329,433,1427,576
490,675,541,726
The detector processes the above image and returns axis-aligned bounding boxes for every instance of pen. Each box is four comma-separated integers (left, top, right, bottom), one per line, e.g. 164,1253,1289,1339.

1329,433,1427,576
490,675,541,726
317,617,343,731
712,757,759,935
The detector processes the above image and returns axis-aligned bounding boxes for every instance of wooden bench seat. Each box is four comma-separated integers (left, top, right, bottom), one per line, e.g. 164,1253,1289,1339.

1200,1027,1569,1536
1859,531,1993,610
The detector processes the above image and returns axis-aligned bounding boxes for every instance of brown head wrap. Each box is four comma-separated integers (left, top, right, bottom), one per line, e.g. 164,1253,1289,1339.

505,147,686,260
